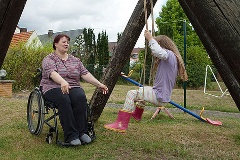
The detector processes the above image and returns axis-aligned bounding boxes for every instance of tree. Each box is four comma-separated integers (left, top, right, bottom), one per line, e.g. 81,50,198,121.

184,46,212,88
83,28,96,64
92,31,108,79
72,34,84,58
156,0,202,50
73,28,96,62
73,28,96,74
97,31,109,66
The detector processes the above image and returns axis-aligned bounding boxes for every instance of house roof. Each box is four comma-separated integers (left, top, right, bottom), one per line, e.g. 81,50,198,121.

38,29,83,46
9,31,34,48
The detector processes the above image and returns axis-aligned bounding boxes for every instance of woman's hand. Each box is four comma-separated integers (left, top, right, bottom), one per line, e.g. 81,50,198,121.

99,83,108,94
81,73,109,94
61,80,71,94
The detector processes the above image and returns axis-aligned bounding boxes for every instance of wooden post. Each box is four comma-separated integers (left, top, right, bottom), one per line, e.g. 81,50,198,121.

178,0,240,110
90,0,157,121
0,0,27,68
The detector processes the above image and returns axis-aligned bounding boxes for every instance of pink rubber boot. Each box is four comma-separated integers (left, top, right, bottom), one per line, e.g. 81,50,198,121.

132,101,145,121
104,110,132,133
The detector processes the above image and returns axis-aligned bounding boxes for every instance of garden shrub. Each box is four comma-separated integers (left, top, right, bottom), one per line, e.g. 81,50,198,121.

178,45,212,89
2,44,52,91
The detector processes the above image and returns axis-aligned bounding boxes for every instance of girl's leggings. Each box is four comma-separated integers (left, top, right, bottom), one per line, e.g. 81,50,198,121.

123,86,166,111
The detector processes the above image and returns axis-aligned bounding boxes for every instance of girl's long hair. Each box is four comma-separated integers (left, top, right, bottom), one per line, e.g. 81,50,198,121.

154,35,188,81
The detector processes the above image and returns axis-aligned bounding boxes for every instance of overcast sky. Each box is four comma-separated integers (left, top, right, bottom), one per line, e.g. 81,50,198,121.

18,0,167,48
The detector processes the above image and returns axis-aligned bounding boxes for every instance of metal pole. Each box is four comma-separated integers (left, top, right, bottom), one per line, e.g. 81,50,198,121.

183,20,187,108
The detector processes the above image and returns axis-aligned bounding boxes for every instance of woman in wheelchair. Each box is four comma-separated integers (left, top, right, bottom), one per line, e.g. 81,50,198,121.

40,34,108,146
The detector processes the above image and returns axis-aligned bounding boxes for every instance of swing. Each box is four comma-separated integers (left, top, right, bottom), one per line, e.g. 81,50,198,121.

135,0,222,125
125,0,174,120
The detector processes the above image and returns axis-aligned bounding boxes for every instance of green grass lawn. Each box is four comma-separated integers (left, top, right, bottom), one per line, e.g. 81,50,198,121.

0,83,239,159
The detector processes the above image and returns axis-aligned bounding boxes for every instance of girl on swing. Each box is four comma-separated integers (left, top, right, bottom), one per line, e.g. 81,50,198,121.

104,30,188,133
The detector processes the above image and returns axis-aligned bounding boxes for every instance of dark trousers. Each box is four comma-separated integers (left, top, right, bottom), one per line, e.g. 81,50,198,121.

44,87,88,143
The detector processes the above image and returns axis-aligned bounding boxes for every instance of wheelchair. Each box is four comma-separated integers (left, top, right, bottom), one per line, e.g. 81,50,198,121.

27,70,96,145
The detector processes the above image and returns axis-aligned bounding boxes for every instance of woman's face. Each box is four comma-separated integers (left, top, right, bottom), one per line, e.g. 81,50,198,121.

55,36,69,53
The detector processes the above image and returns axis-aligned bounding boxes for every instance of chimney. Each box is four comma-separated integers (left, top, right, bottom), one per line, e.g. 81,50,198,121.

20,28,27,32
48,30,53,37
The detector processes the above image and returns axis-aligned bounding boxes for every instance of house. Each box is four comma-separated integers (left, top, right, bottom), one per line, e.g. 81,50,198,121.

38,29,83,47
108,41,143,66
108,42,143,57
9,27,42,48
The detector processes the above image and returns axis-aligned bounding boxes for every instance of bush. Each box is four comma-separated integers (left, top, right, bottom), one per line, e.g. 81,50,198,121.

2,44,52,91
180,45,212,89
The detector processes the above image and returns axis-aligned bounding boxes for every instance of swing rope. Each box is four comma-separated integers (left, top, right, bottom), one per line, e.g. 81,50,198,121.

137,0,154,103
148,0,156,86
139,0,148,87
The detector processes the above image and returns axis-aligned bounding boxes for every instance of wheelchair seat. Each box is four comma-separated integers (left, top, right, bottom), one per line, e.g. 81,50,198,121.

27,69,96,145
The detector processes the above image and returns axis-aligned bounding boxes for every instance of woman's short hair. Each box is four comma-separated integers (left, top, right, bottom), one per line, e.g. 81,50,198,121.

53,34,70,50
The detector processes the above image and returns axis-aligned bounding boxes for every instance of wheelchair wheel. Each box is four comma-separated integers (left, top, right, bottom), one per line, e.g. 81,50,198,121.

27,88,45,135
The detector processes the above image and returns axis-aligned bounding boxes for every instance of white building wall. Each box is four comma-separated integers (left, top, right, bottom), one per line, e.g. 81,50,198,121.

26,31,43,48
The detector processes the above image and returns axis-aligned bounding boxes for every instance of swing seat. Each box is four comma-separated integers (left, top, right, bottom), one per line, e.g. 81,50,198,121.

206,118,222,126
200,107,222,126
